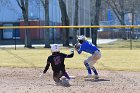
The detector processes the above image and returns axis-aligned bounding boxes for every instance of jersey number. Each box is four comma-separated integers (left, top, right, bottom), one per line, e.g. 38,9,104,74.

54,56,61,65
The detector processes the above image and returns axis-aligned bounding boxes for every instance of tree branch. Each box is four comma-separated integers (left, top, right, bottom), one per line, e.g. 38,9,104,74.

16,0,22,9
40,0,45,9
112,0,121,16
107,0,122,23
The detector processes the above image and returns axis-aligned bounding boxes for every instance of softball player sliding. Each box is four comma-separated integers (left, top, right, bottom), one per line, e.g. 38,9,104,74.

40,44,74,84
75,35,101,79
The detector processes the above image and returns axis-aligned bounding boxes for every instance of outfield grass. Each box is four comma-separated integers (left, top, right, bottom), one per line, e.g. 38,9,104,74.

0,48,140,71
98,39,140,49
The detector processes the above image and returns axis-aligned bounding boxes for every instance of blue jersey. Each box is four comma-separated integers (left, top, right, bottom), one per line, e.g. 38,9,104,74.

78,41,99,54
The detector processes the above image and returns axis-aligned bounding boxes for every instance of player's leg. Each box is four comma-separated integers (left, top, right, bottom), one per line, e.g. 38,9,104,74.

92,50,101,61
91,66,98,75
89,51,101,79
84,59,92,75
62,71,71,85
63,71,70,80
89,59,98,76
89,60,99,79
53,71,63,83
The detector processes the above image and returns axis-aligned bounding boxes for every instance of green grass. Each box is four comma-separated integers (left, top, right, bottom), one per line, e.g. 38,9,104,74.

0,48,140,71
98,39,140,49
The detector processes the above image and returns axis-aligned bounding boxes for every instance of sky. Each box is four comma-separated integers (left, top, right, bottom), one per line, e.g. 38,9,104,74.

0,0,62,23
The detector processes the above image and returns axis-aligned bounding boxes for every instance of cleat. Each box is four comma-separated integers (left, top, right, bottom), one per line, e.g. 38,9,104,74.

94,75,99,79
61,78,71,87
55,80,63,86
55,82,62,86
84,74,93,78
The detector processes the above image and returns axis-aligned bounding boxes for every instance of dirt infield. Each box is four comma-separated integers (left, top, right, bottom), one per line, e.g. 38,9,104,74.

0,67,139,93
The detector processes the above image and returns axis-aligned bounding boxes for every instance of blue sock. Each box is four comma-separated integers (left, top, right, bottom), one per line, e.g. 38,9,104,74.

84,63,92,75
91,67,98,75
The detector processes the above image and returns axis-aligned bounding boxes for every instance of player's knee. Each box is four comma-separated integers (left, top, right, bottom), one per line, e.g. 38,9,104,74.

89,64,93,68
84,61,88,67
84,60,90,68
96,52,101,60
84,60,88,65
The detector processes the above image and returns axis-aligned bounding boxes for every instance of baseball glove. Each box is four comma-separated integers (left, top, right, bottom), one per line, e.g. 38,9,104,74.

74,43,81,50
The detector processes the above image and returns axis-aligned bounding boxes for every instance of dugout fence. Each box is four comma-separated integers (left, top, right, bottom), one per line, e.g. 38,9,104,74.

0,25,140,50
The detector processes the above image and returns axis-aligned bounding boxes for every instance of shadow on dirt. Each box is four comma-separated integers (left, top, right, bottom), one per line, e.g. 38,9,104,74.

84,78,110,82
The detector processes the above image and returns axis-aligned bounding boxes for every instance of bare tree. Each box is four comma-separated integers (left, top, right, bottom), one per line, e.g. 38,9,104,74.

108,0,125,25
106,0,140,39
90,0,101,46
58,0,70,46
73,0,79,44
106,0,127,39
16,0,32,48
40,0,50,48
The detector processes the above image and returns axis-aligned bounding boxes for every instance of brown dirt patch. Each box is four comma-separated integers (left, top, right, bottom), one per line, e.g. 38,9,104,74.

0,67,139,93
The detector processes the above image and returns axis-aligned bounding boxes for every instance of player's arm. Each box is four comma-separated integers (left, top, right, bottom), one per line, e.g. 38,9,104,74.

75,43,82,54
67,50,74,58
43,59,50,73
77,48,82,54
63,49,74,58
39,58,50,78
77,45,84,54
43,63,50,73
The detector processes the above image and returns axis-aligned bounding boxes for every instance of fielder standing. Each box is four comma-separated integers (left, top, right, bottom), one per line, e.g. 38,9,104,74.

75,35,101,79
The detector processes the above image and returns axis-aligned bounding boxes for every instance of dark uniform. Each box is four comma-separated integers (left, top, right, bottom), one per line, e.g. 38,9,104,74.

43,52,74,82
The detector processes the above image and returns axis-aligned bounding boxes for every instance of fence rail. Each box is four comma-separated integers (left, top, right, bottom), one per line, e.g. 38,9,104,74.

1,25,140,29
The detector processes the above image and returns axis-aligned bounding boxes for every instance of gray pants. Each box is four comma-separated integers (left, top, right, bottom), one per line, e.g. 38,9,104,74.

84,50,101,68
